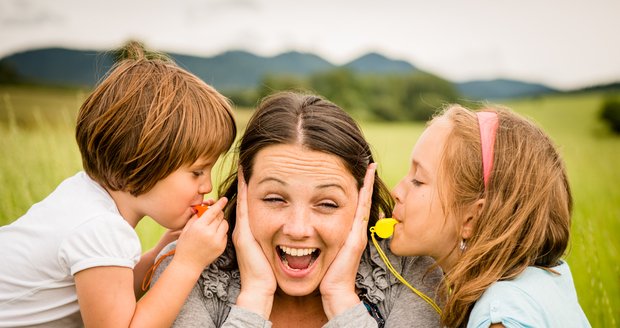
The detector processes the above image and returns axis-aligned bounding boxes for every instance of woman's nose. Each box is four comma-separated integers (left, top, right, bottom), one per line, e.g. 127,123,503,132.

282,208,313,239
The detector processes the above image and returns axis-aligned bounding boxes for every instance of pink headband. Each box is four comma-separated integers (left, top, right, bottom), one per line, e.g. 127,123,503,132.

477,111,499,189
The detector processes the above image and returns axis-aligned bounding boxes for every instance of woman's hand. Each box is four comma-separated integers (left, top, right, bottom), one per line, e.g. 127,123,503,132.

320,163,376,319
233,169,277,319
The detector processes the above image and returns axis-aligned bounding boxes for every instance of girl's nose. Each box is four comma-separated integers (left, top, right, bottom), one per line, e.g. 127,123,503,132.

391,180,404,203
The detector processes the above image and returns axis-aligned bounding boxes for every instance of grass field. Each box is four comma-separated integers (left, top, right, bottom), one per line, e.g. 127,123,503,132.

1,85,618,326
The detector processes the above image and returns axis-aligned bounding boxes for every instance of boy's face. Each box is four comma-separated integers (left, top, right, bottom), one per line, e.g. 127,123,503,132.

137,157,216,230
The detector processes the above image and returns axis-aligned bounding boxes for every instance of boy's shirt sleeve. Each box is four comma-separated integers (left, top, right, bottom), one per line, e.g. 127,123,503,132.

58,215,141,275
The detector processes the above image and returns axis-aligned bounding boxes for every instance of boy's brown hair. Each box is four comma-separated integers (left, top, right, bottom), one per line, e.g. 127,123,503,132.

76,42,236,196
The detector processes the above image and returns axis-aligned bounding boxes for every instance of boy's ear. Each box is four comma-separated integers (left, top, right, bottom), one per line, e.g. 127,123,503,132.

461,199,485,240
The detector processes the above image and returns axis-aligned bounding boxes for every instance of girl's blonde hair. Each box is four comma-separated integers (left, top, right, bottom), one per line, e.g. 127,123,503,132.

435,105,572,327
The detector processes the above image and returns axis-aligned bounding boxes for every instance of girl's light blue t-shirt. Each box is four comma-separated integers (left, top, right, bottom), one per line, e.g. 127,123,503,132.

468,261,591,328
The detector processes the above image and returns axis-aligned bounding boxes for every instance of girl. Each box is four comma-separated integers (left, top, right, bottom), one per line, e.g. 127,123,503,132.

389,104,590,327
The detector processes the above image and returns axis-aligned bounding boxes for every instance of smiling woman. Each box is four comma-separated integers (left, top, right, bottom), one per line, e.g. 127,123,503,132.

247,143,359,298
151,91,443,327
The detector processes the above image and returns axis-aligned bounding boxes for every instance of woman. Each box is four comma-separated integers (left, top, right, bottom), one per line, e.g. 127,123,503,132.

389,104,590,327
152,91,442,327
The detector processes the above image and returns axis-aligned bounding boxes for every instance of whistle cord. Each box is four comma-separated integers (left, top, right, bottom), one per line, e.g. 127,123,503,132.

369,227,442,315
141,248,176,292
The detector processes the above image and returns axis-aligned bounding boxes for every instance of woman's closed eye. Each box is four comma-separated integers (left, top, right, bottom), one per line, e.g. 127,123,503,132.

263,196,285,203
318,201,339,209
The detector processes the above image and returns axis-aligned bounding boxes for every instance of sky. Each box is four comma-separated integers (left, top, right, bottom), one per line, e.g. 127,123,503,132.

1,0,619,90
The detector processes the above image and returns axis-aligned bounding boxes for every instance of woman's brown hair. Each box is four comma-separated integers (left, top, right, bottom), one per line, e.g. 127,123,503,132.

434,105,572,327
75,42,236,195
218,91,394,269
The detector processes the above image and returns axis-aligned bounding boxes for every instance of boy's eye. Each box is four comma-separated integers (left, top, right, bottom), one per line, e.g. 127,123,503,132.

193,170,204,177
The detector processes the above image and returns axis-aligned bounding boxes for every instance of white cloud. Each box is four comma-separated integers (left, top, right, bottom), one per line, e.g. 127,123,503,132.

0,0,619,89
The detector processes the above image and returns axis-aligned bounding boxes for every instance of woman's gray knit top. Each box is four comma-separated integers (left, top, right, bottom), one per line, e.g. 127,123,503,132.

153,238,443,328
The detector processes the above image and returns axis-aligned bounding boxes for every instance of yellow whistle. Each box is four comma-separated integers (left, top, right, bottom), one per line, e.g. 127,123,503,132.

373,218,398,238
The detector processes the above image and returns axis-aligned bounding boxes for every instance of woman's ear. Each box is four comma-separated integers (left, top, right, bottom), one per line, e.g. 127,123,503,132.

461,199,485,240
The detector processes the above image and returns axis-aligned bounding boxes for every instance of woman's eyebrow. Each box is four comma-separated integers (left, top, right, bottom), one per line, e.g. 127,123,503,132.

316,183,346,193
257,176,287,186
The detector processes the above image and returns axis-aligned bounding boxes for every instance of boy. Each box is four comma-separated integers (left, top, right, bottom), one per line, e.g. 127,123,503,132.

0,43,236,327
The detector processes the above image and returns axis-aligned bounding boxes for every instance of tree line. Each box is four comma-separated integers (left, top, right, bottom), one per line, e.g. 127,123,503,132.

226,68,465,122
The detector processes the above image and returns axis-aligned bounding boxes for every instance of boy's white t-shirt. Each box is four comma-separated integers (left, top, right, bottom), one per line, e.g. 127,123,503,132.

0,171,141,327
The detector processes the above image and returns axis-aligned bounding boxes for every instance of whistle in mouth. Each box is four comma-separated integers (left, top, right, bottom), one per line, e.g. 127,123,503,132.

373,218,398,238
193,204,209,217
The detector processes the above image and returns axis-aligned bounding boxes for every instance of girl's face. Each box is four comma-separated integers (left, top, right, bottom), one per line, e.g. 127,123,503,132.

390,117,460,266
247,144,359,297
134,157,215,229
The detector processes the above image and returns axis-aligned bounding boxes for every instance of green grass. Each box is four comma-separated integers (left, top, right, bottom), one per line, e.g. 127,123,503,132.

1,85,618,326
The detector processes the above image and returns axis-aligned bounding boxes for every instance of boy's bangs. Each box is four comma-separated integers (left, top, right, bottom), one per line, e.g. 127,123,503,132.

175,90,236,166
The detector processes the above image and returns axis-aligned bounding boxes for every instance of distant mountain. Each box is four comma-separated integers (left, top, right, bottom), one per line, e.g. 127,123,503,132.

457,78,558,100
0,47,568,100
0,48,115,87
344,52,416,74
172,50,335,90
0,48,340,90
573,81,620,93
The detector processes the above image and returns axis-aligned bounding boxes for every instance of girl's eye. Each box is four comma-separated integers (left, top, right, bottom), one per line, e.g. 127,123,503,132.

193,170,204,177
411,179,423,187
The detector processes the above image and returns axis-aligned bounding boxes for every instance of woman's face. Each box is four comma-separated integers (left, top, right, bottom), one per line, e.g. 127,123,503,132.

390,117,460,266
247,144,359,296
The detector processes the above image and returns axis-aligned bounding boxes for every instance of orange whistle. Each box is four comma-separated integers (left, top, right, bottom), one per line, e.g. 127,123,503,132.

192,204,209,217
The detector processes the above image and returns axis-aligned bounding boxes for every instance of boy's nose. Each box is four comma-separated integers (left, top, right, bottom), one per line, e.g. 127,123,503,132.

198,183,212,195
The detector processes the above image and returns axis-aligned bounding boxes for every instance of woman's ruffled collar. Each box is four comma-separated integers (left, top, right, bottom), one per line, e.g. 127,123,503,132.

198,239,402,305
355,237,403,304
199,247,240,304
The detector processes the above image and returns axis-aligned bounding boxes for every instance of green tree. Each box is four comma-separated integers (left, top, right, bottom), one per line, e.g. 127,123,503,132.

600,98,620,133
257,74,310,100
0,60,21,84
399,72,460,121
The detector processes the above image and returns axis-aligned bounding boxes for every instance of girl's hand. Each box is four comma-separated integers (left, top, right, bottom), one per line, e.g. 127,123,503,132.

173,197,229,272
233,169,276,319
320,163,376,319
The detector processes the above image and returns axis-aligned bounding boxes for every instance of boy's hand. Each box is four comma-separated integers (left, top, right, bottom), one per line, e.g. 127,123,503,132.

173,197,229,272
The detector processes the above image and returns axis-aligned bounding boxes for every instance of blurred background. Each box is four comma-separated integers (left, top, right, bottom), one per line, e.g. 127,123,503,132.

1,0,619,326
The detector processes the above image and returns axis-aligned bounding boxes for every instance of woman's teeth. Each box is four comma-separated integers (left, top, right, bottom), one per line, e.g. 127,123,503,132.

277,245,320,271
279,246,317,256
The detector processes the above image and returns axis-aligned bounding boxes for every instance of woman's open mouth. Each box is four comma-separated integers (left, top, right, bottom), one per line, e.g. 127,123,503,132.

277,245,321,271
